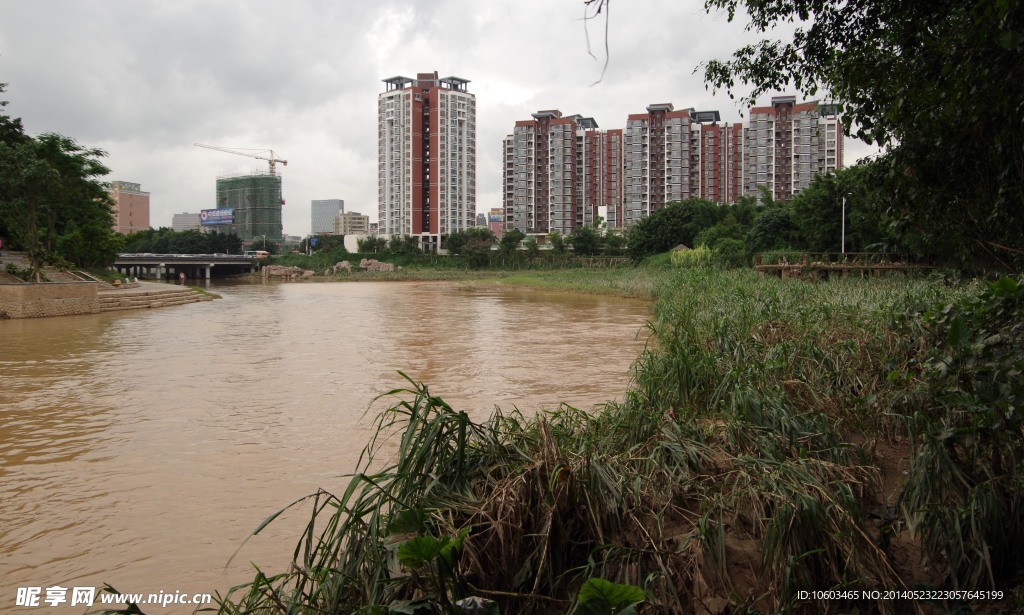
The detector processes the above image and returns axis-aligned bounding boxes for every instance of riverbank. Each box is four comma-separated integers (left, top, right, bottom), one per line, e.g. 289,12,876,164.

261,259,669,301
205,267,1023,614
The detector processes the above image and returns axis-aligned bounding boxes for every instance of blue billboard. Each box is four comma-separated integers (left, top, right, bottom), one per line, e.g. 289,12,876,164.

200,208,234,226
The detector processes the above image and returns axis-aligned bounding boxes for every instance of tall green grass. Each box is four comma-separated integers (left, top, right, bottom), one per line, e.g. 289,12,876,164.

210,268,1024,614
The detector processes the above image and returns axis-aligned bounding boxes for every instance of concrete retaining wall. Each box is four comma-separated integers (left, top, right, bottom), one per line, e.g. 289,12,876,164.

0,282,100,319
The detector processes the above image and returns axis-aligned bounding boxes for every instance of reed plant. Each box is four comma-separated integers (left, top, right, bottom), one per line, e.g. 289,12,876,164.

211,267,1024,614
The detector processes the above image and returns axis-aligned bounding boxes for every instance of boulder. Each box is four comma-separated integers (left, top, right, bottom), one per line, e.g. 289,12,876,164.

261,265,314,280
358,258,395,272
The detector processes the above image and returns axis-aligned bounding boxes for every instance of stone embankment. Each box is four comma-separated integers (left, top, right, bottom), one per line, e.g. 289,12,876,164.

97,283,213,312
2,251,213,318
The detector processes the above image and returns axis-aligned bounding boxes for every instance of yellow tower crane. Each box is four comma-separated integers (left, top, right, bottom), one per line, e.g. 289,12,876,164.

193,143,288,176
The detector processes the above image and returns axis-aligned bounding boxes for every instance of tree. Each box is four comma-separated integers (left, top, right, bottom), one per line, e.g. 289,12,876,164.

357,236,388,253
208,231,243,255
500,229,525,254
1,85,123,275
702,0,1024,270
444,231,468,256
745,208,798,255
305,235,346,254
713,237,749,268
171,229,209,255
446,227,496,268
568,225,603,256
0,139,61,278
603,231,626,256
694,212,744,250
626,199,725,261
388,235,420,255
1,131,117,277
58,219,125,268
524,237,540,259
547,232,566,254
787,165,889,254
445,228,495,256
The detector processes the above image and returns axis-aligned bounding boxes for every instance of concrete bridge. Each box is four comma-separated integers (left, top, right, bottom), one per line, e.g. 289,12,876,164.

113,253,258,280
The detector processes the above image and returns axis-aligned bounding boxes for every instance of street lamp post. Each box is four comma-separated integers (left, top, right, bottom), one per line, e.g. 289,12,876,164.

841,194,849,255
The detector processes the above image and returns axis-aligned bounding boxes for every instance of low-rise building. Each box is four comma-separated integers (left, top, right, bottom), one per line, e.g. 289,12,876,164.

172,212,202,232
109,181,151,234
334,211,370,235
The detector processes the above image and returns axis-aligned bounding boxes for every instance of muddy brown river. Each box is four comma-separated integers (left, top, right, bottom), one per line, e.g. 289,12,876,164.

0,281,650,613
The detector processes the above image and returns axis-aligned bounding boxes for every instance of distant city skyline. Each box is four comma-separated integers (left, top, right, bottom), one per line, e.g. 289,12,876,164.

0,1,879,237
504,97,843,234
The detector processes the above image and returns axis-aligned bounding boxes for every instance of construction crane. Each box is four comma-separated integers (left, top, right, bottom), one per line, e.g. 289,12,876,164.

193,144,288,176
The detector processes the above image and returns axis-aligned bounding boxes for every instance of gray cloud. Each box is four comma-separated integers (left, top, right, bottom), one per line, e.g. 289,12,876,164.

0,0,878,236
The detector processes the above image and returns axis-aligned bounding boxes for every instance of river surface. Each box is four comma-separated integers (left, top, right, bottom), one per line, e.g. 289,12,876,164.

0,280,651,613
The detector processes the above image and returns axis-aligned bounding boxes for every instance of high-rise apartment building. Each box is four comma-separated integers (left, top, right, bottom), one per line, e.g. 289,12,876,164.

378,71,476,251
592,128,624,229
623,104,694,227
744,96,844,202
691,111,745,205
311,199,344,235
109,181,150,234
503,111,614,236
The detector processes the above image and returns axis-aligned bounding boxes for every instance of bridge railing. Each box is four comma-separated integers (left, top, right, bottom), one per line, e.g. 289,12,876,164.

116,253,253,260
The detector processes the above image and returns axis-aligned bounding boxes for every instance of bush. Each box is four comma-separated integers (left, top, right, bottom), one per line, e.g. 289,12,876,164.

712,238,748,268
900,276,1024,589
669,245,712,268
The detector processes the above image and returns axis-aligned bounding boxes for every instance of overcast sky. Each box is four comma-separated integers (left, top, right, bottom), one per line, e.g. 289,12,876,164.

0,0,877,237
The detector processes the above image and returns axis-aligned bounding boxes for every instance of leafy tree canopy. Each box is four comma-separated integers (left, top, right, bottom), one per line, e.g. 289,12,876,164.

357,235,388,254
702,0,1024,270
547,231,566,254
305,234,346,254
786,165,889,254
746,208,798,255
500,229,525,254
626,199,726,261
1,86,121,274
567,224,603,256
445,227,495,256
123,228,243,255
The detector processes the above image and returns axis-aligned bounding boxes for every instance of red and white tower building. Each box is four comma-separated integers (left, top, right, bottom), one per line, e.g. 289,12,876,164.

744,95,844,202
378,71,476,251
623,104,693,226
691,111,745,205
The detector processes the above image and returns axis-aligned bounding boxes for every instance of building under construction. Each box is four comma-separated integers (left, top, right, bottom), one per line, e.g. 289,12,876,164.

215,173,284,243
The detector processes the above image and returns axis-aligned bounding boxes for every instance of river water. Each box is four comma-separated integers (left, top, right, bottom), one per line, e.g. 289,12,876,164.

0,281,650,613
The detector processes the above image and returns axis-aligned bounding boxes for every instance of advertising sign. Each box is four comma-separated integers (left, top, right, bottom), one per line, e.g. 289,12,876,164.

200,208,234,226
